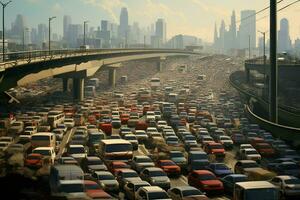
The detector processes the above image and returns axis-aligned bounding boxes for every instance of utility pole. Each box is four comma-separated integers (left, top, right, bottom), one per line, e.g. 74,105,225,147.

48,16,56,53
0,0,12,62
269,0,278,123
248,35,251,59
144,35,146,48
83,21,88,46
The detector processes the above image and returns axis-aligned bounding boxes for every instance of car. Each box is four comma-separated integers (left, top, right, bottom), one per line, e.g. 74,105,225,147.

167,186,208,200
234,160,260,174
25,153,43,168
108,161,131,175
156,160,181,176
123,134,139,150
84,180,109,199
0,141,10,152
92,171,119,193
140,167,171,190
188,151,209,171
188,170,224,193
207,163,233,178
203,142,225,161
80,156,107,173
32,147,56,164
124,181,151,200
67,144,88,161
131,155,155,173
136,186,171,200
116,169,142,189
216,135,233,149
220,174,247,194
270,161,300,177
56,156,78,165
270,175,300,198
169,151,187,169
239,148,261,162
64,118,75,129
135,130,148,143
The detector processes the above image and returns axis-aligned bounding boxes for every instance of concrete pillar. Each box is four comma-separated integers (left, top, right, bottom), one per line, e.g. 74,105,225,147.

62,78,69,92
157,60,163,72
246,68,250,83
73,78,84,101
108,68,116,88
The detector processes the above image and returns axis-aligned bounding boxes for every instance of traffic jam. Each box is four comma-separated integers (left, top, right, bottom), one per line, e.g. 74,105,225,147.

0,56,300,200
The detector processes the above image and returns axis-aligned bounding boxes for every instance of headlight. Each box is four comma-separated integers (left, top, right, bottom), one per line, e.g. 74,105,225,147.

203,184,209,188
151,179,156,183
100,182,106,188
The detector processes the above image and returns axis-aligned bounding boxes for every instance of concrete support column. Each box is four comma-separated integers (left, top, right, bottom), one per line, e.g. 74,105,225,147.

62,78,69,92
246,68,250,83
157,60,163,72
73,78,84,101
108,68,116,88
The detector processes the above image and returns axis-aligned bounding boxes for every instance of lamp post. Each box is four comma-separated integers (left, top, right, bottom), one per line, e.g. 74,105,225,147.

48,16,56,53
0,0,12,62
23,27,29,51
248,35,251,59
83,20,89,46
258,30,267,99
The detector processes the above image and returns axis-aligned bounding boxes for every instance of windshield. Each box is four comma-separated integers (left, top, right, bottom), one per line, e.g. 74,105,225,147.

69,147,85,154
60,183,84,193
105,144,132,153
285,179,300,184
123,172,138,178
182,189,202,196
199,174,216,180
161,161,175,166
31,135,50,141
98,174,115,180
88,159,103,165
33,149,50,156
215,164,229,170
171,152,184,157
245,188,278,200
85,183,100,190
149,192,169,199
149,170,166,177
243,162,259,168
190,153,208,160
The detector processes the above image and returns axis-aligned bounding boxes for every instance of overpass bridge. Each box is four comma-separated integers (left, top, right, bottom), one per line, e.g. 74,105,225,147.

0,48,199,101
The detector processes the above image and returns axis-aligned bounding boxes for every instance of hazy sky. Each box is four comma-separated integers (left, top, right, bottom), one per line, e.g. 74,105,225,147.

5,0,300,43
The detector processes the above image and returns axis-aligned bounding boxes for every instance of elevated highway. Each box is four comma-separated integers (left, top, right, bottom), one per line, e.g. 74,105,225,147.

0,48,199,101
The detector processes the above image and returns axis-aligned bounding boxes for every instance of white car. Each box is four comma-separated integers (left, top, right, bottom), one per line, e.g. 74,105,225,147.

240,148,261,161
64,118,75,129
136,186,171,200
24,126,38,135
146,111,156,122
270,176,300,198
32,147,56,164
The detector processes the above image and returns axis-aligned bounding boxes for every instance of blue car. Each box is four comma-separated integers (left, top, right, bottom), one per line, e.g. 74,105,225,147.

207,163,233,177
221,174,248,194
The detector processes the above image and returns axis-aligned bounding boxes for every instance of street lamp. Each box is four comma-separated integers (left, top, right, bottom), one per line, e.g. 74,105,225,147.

48,16,56,53
23,27,29,51
258,30,267,99
83,20,89,46
0,0,12,62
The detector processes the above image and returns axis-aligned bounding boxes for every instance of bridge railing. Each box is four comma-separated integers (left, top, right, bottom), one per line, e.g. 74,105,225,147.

1,48,192,62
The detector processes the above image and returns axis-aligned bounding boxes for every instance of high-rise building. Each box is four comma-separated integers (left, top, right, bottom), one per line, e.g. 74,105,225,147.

219,20,226,52
213,22,218,49
63,15,72,40
119,7,129,39
30,28,38,45
278,18,292,52
100,20,110,48
37,23,48,45
229,10,237,49
11,14,26,39
101,20,108,32
239,10,256,50
68,24,83,48
155,18,166,45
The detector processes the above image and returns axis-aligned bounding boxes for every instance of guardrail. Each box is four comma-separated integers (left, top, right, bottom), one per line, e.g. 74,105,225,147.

245,57,300,65
245,105,300,147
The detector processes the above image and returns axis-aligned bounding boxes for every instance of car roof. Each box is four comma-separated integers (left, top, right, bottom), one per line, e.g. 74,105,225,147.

275,175,298,180
236,181,277,189
193,170,214,175
141,186,165,192
172,186,199,191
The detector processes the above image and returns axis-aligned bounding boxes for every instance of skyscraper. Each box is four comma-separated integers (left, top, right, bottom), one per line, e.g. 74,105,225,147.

278,18,292,52
155,18,166,45
119,7,129,39
213,22,218,49
63,15,72,40
37,23,48,45
219,20,226,52
239,10,256,50
229,10,237,49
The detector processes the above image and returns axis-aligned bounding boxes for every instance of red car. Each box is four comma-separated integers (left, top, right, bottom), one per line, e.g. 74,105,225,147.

188,170,224,193
203,142,225,160
120,113,130,125
136,120,148,130
25,153,43,168
99,123,112,136
156,160,181,176
84,180,113,199
108,161,131,175
254,143,276,157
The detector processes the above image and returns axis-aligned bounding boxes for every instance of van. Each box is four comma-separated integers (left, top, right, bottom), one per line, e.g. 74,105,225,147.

74,114,84,126
99,139,133,162
48,111,65,128
234,181,279,200
49,165,84,195
31,132,56,149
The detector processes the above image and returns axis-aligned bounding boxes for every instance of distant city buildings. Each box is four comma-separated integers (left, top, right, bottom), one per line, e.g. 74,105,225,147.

278,18,292,52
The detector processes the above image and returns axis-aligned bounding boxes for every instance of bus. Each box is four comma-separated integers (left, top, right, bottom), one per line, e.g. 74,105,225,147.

150,78,161,89
31,132,56,149
47,111,65,128
234,181,279,200
99,139,133,162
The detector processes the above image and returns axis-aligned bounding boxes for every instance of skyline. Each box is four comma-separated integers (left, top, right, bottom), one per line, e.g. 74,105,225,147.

4,0,300,43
